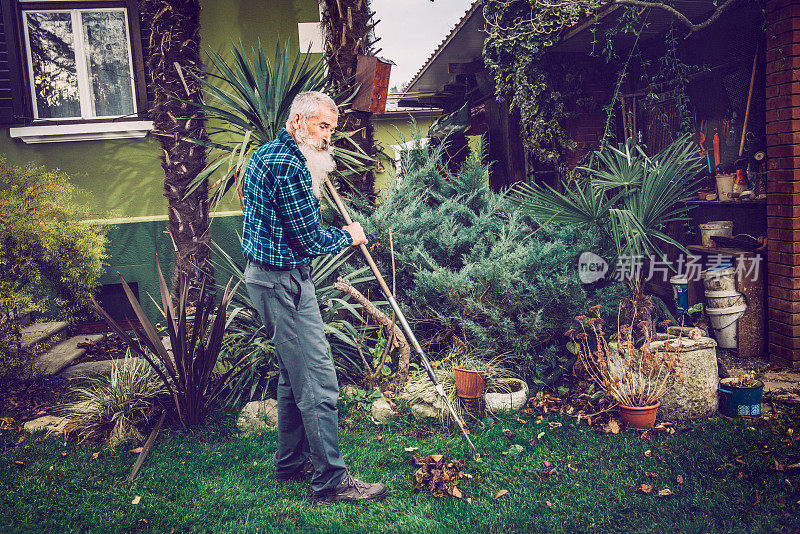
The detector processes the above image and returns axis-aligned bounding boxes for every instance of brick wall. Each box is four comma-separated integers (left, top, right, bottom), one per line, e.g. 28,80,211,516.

765,0,800,367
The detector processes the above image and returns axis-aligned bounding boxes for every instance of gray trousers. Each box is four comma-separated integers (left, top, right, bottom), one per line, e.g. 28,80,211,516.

244,261,347,493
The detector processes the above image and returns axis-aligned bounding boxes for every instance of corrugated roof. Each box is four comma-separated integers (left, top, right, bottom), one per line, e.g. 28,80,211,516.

402,0,483,93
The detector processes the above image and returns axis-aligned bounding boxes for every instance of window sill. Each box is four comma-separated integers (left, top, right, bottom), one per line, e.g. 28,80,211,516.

9,121,154,144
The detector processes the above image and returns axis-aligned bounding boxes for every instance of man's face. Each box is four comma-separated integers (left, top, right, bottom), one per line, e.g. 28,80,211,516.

292,106,338,150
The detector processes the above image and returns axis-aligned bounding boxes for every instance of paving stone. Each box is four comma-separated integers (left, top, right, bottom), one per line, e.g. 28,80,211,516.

31,334,104,377
20,321,68,350
727,367,800,393
23,415,69,435
59,358,136,378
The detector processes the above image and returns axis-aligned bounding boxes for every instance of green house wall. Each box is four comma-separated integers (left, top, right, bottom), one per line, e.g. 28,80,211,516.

372,113,437,192
0,0,319,219
1,0,320,322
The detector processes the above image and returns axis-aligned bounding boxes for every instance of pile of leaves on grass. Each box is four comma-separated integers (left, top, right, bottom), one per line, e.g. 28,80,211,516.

412,454,468,498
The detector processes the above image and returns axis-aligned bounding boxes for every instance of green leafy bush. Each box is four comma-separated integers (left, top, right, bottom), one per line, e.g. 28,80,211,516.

357,142,623,383
0,157,107,376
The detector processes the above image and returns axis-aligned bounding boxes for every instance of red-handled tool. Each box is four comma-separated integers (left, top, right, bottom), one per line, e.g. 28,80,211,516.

713,129,721,169
698,120,706,155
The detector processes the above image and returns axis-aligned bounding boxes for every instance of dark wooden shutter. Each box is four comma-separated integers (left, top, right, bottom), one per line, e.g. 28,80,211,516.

0,0,26,125
127,0,151,118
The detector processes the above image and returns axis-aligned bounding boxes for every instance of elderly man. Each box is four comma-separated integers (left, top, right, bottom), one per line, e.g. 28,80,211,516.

241,91,388,505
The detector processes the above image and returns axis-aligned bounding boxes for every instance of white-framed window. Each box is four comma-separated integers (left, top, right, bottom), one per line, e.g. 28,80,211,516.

21,6,137,120
389,138,429,183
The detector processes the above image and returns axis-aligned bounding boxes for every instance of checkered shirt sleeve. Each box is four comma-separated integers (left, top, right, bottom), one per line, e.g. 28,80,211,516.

242,129,352,268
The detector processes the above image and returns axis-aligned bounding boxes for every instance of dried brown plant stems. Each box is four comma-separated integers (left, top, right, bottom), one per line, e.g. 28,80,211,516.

567,304,683,407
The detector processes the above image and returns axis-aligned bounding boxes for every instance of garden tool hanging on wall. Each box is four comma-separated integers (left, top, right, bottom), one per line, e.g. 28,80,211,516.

324,177,482,462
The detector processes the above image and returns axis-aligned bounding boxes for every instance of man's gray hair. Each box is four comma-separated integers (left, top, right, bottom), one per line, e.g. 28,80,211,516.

285,91,338,130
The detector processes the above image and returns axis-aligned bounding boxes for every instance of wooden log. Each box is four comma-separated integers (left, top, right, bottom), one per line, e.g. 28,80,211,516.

333,277,411,390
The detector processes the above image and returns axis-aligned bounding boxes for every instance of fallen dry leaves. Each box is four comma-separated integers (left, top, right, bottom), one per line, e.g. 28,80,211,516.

603,420,621,434
412,455,468,499
494,489,508,500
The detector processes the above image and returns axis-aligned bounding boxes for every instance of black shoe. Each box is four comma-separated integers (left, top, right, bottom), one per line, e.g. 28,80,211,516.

275,458,314,483
314,471,388,506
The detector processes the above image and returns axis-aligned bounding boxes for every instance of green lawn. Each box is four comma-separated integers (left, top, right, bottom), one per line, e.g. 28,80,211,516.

1,398,798,533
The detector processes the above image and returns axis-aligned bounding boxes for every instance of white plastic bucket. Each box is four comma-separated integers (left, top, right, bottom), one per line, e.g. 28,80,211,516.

705,289,745,308
701,265,736,292
699,220,733,247
670,274,689,314
706,303,747,349
716,174,736,201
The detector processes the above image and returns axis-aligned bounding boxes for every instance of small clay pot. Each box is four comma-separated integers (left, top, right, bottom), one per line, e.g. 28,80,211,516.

453,367,486,399
618,401,660,429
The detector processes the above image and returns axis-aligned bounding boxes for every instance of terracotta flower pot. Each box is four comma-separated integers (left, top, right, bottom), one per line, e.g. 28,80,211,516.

618,401,660,429
453,367,486,399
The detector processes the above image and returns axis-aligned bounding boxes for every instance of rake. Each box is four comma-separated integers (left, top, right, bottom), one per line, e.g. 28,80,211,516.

324,177,481,461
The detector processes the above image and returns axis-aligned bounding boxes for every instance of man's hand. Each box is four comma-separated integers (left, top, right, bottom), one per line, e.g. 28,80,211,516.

343,222,367,246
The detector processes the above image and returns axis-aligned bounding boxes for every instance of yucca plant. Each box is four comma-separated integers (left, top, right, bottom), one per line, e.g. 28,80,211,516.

511,134,703,292
61,352,166,446
184,40,372,207
90,258,256,430
510,134,703,334
212,237,381,404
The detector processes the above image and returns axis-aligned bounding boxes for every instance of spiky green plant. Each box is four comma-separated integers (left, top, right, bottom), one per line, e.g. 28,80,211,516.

90,257,256,430
184,40,372,207
510,134,703,294
61,352,166,446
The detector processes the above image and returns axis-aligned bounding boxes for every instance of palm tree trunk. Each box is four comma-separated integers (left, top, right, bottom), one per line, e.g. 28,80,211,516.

139,0,212,304
321,0,377,200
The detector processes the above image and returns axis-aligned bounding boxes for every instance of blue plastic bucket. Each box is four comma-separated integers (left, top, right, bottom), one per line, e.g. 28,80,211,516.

718,378,764,417
670,274,689,314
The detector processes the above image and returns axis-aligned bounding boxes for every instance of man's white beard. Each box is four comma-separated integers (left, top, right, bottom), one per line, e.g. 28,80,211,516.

296,129,336,200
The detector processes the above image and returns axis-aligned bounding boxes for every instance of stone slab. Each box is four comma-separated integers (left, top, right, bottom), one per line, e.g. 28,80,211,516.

24,415,69,435
31,334,104,376
727,366,800,393
59,358,137,378
20,321,68,350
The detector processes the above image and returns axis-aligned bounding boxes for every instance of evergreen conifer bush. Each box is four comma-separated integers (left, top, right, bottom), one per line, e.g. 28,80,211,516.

356,141,623,383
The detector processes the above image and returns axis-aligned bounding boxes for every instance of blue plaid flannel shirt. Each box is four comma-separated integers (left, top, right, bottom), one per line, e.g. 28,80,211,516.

242,128,352,269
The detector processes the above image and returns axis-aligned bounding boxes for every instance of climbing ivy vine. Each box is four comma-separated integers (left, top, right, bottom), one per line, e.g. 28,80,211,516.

482,0,741,170
482,1,584,169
